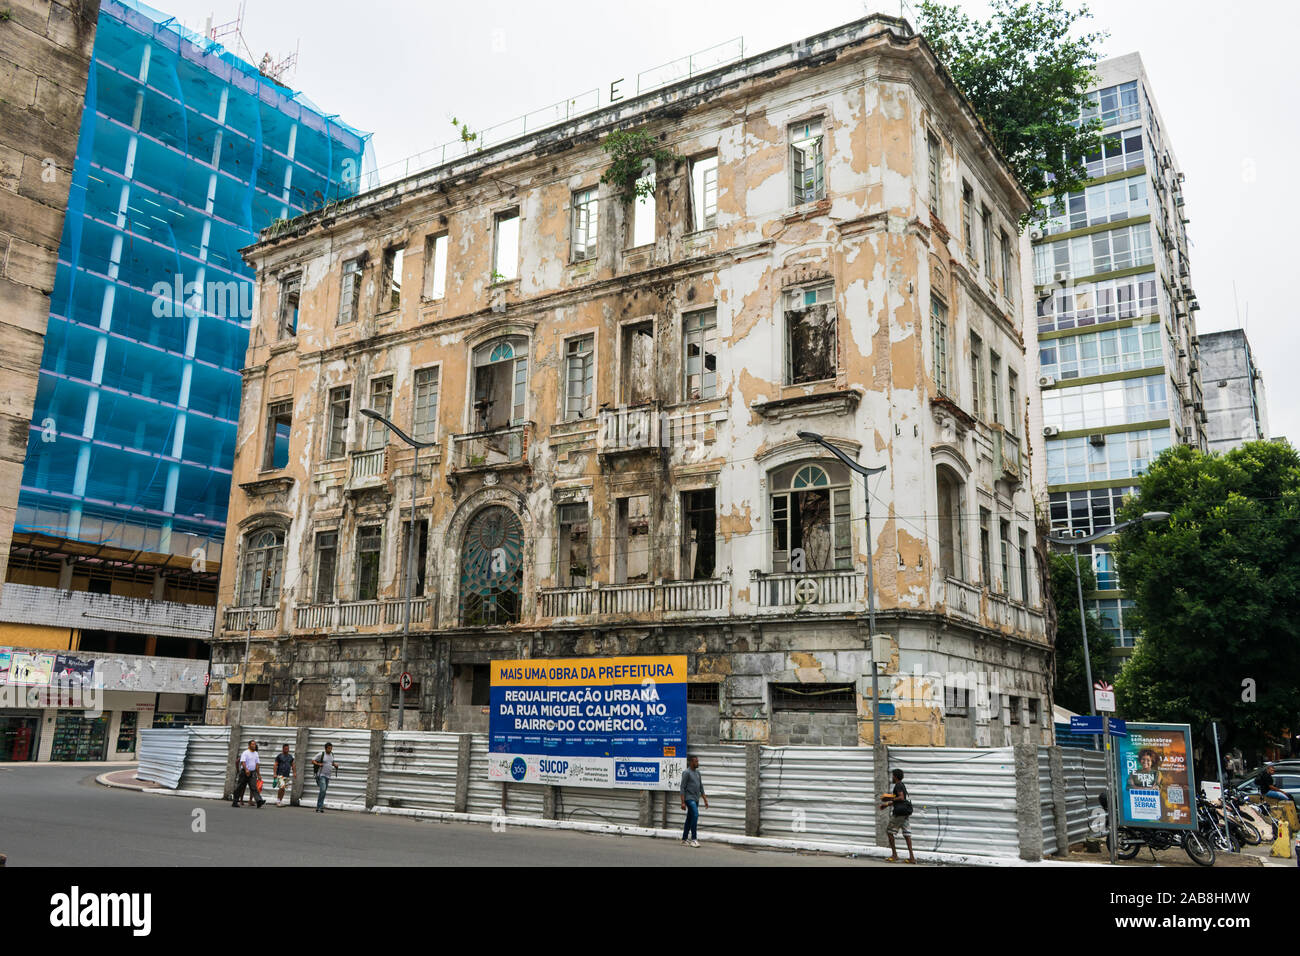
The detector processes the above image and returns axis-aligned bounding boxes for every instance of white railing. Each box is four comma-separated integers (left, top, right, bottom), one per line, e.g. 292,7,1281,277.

452,424,528,469
350,447,386,482
987,593,1016,630
222,607,279,632
754,570,860,608
295,603,335,629
294,598,431,630
338,600,382,627
0,582,215,639
597,403,661,454
661,579,728,614
383,598,430,626
538,578,729,618
944,578,981,623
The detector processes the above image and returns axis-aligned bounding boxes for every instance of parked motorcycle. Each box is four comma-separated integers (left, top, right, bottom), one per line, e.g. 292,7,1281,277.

1100,792,1216,866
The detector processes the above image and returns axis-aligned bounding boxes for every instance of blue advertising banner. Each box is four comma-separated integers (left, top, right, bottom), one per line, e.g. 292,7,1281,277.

487,655,687,790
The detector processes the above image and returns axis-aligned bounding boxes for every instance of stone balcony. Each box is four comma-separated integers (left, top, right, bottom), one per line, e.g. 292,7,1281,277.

537,577,730,621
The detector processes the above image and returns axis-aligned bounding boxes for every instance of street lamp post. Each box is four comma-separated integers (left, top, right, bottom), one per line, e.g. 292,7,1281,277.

360,409,436,729
796,431,887,746
1047,510,1168,865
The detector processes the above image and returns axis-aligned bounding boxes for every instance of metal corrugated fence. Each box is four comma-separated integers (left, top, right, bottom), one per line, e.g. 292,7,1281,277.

1062,748,1109,845
556,786,643,827
178,726,231,796
464,736,545,819
889,747,1020,857
1038,747,1058,855
759,745,874,844
136,729,189,789
665,744,748,836
240,725,298,798
305,729,371,808
376,732,460,812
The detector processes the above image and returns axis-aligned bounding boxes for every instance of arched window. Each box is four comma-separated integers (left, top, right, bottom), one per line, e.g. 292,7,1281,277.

936,466,965,580
769,460,851,572
472,336,529,430
459,506,524,625
239,528,284,607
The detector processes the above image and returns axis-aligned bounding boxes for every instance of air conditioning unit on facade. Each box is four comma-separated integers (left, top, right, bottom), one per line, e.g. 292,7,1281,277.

1054,271,1069,282
1029,228,1044,240
1038,375,1056,388
1043,425,1060,437
1089,433,1106,447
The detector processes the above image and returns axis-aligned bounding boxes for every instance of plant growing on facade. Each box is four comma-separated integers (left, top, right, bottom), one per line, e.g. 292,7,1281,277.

599,128,683,204
451,116,478,153
917,0,1107,224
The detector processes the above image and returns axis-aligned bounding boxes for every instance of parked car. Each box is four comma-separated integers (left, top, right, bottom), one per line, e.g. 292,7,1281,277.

1234,771,1300,806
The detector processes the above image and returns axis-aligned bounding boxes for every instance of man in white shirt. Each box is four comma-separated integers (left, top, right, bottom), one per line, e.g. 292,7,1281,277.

231,739,265,808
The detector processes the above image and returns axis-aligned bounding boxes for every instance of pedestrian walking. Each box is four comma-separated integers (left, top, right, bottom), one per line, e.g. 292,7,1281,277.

232,739,265,809
880,768,916,863
311,742,341,813
273,743,294,806
680,754,708,847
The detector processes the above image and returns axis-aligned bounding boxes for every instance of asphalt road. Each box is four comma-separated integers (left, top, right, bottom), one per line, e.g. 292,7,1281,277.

0,764,887,867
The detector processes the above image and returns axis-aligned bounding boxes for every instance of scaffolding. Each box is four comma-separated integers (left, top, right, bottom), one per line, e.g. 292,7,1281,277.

16,0,373,565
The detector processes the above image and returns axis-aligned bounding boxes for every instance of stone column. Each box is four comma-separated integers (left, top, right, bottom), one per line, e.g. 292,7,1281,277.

1014,742,1044,861
291,726,310,807
223,724,241,801
1048,745,1069,856
873,741,890,847
454,734,471,813
745,743,761,836
364,728,384,809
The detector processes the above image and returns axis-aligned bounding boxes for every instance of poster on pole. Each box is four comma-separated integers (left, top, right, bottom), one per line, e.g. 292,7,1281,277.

488,655,687,790
1115,722,1197,830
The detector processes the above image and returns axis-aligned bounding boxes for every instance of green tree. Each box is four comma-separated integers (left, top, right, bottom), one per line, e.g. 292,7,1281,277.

1113,441,1300,754
917,0,1106,221
1048,550,1112,714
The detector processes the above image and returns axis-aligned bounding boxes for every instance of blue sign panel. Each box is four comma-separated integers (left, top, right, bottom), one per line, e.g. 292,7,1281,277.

1070,715,1106,734
487,655,687,790
1107,717,1127,737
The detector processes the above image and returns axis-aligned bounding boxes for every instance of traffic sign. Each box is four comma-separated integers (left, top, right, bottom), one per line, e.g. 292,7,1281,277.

1093,680,1116,713
399,672,413,691
1107,717,1127,737
1070,715,1105,734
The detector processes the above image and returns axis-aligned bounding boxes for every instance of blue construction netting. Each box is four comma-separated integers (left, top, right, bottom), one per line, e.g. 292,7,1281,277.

16,0,372,563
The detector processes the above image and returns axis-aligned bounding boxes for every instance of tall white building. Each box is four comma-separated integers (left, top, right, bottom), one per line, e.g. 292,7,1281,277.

1028,53,1205,655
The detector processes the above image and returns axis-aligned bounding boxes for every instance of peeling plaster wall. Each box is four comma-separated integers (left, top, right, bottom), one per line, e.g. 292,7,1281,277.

212,19,1052,745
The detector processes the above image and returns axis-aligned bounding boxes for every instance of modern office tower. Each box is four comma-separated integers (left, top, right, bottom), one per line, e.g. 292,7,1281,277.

0,0,368,760
1199,328,1270,453
1029,52,1205,656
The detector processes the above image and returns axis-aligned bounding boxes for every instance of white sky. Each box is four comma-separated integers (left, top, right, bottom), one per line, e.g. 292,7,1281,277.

159,0,1299,442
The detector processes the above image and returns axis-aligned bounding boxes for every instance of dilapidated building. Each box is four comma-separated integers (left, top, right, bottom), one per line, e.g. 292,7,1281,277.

212,15,1051,749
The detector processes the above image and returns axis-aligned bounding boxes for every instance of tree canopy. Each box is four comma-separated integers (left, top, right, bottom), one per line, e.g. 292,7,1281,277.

917,0,1107,221
1113,441,1300,754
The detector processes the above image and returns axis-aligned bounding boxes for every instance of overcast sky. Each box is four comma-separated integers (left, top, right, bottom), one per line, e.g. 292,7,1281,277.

160,0,1299,441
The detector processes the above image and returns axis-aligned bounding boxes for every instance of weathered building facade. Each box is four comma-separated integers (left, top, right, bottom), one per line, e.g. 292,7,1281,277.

213,16,1050,748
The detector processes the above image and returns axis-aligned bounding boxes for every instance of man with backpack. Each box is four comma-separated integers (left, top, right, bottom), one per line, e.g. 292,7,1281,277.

880,767,916,863
311,742,341,813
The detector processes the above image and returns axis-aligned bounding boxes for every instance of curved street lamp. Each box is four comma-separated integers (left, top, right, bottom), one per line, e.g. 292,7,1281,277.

796,430,887,746
361,408,436,729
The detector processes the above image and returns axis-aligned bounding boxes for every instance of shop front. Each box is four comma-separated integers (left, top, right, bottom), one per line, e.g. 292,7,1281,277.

0,710,41,761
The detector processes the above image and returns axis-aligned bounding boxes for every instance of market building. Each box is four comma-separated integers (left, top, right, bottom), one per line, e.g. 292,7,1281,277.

0,0,368,759
212,15,1051,749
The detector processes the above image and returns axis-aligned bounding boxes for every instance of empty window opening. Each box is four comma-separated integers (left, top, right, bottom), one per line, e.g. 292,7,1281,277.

277,274,300,339
381,246,404,312
770,462,851,572
262,401,291,471
631,164,655,248
493,210,520,281
557,503,590,587
936,467,965,580
355,526,382,601
615,495,650,584
423,234,448,300
786,284,836,384
691,154,718,230
390,683,420,709
682,488,716,580
621,321,655,405
687,682,720,704
402,518,428,597
979,508,992,587
313,531,337,605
